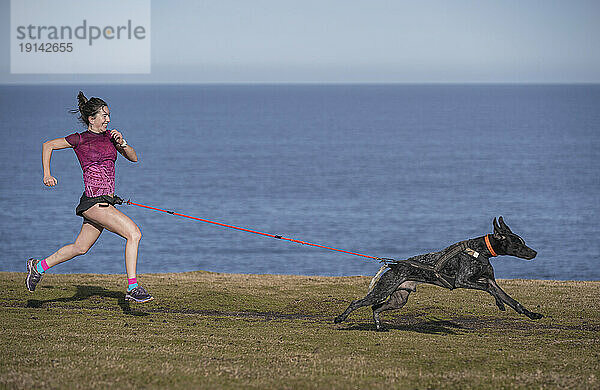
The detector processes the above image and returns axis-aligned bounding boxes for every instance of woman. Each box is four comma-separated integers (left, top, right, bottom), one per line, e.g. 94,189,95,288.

26,91,153,303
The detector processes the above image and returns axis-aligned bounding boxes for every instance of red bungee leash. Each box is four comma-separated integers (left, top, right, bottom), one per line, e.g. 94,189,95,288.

125,199,390,262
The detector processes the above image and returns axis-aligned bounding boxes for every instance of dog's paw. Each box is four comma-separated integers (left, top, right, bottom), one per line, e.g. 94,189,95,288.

527,311,543,320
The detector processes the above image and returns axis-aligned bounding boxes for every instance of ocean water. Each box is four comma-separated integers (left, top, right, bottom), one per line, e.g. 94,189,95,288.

0,84,598,280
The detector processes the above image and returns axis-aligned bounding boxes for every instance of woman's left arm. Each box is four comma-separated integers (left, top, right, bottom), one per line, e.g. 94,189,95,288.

110,129,138,162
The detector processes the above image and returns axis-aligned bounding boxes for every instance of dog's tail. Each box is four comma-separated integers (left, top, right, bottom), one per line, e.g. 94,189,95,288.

368,265,389,293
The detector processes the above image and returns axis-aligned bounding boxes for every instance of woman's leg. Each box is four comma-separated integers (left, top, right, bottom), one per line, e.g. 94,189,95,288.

81,204,142,279
44,220,104,268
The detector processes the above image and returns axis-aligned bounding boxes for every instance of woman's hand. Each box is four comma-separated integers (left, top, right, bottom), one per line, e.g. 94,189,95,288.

43,175,58,187
110,129,137,162
110,129,126,146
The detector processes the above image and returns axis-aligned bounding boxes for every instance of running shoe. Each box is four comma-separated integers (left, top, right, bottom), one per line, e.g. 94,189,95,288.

125,286,154,303
26,258,43,292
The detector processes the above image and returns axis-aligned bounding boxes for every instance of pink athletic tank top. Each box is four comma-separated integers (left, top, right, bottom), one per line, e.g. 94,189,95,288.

65,130,117,197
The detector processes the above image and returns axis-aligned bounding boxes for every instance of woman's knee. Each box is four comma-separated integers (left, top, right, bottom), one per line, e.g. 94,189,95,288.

127,225,142,242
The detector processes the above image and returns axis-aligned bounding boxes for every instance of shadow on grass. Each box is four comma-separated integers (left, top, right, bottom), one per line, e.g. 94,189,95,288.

26,285,148,316
338,318,465,335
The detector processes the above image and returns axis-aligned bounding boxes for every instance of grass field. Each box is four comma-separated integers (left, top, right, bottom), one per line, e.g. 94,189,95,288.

1,271,598,389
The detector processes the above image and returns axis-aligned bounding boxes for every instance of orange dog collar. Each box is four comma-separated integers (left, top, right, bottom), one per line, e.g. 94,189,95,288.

485,234,498,257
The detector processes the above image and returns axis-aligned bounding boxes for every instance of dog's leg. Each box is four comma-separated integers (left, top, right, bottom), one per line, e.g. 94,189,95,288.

334,270,405,325
372,281,417,331
456,275,543,320
372,288,412,331
486,279,543,319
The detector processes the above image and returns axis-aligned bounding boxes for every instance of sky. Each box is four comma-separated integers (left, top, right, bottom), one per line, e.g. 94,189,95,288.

1,0,599,84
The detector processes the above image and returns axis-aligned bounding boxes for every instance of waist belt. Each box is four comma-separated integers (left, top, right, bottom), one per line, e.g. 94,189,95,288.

97,195,124,207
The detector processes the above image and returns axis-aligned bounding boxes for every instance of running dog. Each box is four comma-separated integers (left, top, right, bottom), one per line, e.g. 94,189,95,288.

334,217,543,330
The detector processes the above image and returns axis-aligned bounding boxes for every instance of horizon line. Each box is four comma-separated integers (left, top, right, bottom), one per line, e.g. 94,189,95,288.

1,81,599,87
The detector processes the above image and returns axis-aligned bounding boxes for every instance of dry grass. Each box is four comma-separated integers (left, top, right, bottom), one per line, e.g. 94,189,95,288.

1,271,598,389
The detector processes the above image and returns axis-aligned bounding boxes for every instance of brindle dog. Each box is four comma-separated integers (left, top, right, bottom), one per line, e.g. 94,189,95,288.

334,217,543,330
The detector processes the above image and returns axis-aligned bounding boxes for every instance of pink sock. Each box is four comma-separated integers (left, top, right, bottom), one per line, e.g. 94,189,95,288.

41,259,50,271
127,278,138,291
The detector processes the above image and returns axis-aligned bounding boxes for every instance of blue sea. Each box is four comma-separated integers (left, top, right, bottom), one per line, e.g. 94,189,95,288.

1,84,598,280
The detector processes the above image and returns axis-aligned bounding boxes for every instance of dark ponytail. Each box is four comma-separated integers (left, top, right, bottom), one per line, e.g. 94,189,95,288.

70,91,108,127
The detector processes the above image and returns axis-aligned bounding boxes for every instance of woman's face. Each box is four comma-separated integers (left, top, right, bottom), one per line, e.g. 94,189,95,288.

88,106,110,132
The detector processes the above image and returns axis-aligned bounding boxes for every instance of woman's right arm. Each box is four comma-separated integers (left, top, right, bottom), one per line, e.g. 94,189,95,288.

42,137,73,187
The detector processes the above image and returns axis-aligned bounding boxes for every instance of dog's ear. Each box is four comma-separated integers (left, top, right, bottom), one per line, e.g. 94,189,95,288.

498,216,513,233
493,217,504,239
493,217,501,234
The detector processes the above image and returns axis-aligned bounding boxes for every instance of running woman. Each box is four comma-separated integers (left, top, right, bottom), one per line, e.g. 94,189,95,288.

26,91,153,303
